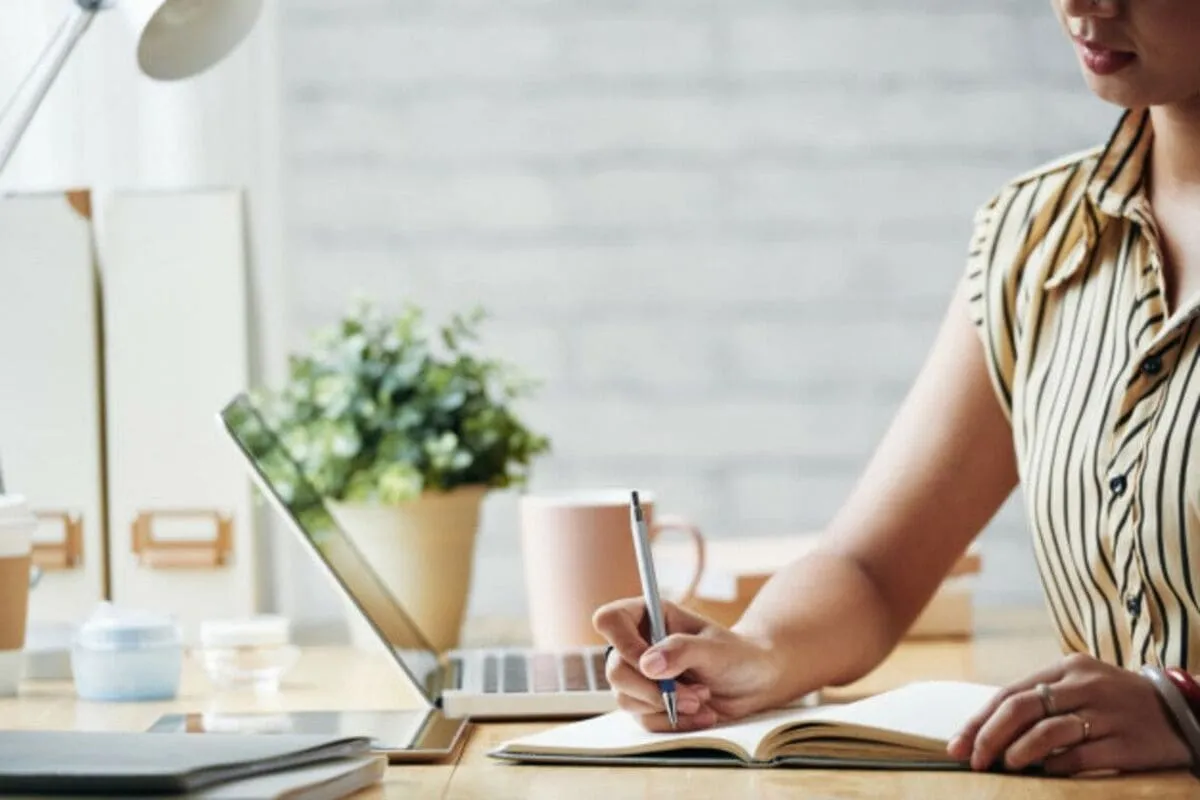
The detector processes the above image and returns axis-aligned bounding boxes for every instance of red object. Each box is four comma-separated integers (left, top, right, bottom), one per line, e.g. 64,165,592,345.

1072,37,1137,76
1164,668,1200,716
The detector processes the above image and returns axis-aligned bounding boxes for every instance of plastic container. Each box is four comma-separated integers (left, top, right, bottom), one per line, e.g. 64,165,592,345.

71,605,182,701
23,620,76,680
194,615,299,692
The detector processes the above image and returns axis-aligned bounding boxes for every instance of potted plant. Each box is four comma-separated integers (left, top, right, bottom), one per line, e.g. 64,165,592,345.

254,301,550,651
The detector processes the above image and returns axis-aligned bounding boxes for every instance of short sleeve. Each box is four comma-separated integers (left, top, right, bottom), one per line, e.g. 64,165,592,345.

964,186,1024,420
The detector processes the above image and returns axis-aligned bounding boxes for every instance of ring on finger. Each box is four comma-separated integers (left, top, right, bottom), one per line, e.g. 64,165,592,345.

1036,682,1058,717
1069,712,1090,744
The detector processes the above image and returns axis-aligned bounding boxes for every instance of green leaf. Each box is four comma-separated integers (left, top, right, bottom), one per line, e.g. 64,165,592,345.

378,462,424,503
252,299,551,505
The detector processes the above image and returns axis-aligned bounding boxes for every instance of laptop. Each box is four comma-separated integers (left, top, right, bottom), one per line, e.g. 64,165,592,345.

219,394,617,721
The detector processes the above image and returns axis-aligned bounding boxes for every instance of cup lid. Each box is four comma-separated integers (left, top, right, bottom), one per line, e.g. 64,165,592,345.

0,495,35,525
0,495,35,557
199,615,291,648
76,604,181,650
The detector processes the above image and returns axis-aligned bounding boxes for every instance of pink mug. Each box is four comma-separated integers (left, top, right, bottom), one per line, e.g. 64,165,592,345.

519,489,706,649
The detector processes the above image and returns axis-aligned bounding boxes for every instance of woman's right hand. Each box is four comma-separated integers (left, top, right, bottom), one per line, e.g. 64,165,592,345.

592,598,787,732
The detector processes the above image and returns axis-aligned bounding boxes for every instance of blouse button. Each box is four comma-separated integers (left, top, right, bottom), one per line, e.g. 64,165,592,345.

1109,475,1128,496
1125,593,1142,617
1141,354,1163,376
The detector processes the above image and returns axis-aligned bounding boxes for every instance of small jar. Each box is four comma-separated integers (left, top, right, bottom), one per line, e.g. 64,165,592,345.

24,620,76,680
194,615,299,692
71,606,183,701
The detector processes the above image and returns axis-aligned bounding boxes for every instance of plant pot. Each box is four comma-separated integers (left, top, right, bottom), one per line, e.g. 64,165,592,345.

325,485,487,653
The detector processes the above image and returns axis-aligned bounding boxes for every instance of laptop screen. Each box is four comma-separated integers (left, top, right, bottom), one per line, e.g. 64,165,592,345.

219,393,443,700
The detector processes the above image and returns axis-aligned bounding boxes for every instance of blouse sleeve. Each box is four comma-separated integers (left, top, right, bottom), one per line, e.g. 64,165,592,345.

963,186,1024,421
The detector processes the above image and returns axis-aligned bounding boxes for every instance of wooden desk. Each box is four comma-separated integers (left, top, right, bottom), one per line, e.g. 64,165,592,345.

3,609,1196,799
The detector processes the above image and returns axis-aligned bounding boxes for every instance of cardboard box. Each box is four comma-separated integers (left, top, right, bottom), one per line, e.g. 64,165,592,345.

655,535,981,639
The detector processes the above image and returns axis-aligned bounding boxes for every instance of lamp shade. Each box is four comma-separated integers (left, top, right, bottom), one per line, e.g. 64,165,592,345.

122,0,263,81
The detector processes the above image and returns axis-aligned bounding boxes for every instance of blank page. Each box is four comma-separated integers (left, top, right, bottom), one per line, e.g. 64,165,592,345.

801,681,998,745
500,704,827,760
498,681,999,762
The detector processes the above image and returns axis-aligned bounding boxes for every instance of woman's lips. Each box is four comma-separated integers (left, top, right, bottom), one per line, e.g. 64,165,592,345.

1075,38,1136,76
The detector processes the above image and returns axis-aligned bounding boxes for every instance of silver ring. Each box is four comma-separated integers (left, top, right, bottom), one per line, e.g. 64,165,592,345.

1037,682,1058,717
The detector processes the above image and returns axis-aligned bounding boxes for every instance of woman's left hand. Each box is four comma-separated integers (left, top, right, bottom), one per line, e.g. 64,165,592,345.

946,653,1192,776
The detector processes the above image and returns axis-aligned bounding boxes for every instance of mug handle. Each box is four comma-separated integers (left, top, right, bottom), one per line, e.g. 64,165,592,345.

647,515,706,604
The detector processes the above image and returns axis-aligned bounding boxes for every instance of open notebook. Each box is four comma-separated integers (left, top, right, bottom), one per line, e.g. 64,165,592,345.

490,681,999,769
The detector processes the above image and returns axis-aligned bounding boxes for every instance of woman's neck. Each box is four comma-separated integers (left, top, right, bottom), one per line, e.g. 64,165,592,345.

1148,100,1200,199
1147,99,1200,316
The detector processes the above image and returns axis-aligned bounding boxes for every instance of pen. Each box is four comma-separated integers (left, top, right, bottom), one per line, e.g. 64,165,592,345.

629,490,678,729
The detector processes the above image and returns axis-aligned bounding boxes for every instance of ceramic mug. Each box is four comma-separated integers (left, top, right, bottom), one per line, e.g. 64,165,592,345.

519,489,706,649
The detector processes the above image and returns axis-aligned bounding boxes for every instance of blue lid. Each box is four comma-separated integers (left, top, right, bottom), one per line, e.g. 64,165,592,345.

76,605,181,651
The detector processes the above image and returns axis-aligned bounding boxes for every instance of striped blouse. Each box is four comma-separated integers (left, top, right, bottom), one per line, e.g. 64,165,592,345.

967,108,1200,671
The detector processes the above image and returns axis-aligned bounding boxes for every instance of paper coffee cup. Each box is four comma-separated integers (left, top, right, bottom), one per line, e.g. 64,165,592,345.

0,495,36,696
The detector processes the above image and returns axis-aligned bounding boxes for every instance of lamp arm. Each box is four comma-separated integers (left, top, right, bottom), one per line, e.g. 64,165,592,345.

0,1,108,176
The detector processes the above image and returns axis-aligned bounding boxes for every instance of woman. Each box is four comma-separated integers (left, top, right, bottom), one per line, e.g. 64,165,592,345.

594,0,1200,777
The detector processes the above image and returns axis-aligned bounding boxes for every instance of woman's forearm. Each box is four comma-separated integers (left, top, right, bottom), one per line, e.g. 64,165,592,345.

732,548,900,706
729,286,1018,709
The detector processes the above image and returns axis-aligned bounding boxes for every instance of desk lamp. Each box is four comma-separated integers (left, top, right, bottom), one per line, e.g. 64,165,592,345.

0,0,263,174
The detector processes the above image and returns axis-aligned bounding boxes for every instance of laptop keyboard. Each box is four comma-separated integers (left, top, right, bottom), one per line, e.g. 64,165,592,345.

591,650,611,691
468,650,611,694
482,655,499,693
532,653,559,693
447,655,465,690
562,653,587,691
503,654,528,693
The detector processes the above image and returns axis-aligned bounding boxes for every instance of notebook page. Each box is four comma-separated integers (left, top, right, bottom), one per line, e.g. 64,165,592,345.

500,705,825,761
805,681,999,745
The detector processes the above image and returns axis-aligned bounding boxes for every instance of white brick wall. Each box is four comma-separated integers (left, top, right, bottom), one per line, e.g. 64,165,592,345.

560,18,716,78
278,1,1120,620
728,13,1053,81
286,21,558,86
729,316,941,388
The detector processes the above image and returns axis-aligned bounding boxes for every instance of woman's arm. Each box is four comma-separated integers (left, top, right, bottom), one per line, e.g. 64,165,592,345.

595,275,1020,726
731,276,1020,703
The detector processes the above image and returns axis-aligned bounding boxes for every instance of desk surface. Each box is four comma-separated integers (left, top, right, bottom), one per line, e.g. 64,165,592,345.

4,608,1197,799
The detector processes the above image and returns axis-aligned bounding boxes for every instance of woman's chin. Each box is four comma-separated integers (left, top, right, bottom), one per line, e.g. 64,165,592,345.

1080,65,1194,111
1081,72,1150,110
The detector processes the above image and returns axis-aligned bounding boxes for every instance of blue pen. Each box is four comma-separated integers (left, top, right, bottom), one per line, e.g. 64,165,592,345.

629,490,678,729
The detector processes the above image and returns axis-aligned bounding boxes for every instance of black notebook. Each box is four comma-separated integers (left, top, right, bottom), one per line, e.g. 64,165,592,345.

0,731,373,795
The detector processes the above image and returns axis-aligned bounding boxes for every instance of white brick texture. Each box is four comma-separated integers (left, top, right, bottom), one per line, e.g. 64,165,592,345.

285,21,558,87
573,320,723,391
280,2,1111,613
730,467,861,535
729,13,1062,83
729,316,943,388
560,18,716,78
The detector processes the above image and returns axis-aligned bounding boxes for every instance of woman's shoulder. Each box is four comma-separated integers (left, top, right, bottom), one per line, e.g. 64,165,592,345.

977,145,1105,234
972,145,1103,269
965,142,1115,416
